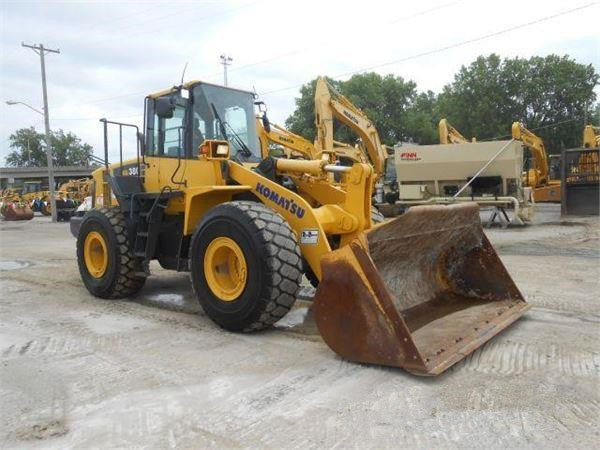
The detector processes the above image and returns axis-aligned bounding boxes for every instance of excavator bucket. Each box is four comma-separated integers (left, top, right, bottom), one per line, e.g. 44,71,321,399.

313,203,529,375
1,204,34,221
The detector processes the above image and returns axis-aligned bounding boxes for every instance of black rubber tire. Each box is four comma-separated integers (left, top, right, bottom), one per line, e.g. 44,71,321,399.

190,201,302,332
76,207,146,299
304,206,384,288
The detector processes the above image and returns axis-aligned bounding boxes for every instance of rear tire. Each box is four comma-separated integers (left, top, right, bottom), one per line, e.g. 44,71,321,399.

190,201,302,331
76,207,146,299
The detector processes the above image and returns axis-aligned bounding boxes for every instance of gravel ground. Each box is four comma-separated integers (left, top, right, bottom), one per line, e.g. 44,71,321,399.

1,204,598,448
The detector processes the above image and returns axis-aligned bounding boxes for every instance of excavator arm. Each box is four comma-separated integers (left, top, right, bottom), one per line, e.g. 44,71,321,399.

256,116,321,160
512,122,549,186
583,125,600,148
439,118,474,144
314,77,387,177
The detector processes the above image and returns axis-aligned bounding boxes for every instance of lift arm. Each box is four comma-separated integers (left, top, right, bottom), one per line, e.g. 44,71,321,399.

314,77,387,177
439,118,474,144
512,122,549,186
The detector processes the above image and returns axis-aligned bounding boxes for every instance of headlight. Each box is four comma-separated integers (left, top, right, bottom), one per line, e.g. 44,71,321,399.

216,144,229,156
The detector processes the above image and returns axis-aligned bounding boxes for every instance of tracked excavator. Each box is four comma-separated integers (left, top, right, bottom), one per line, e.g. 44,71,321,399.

512,122,561,202
580,125,599,176
583,124,600,149
255,101,367,166
314,77,388,178
439,119,476,144
71,80,528,375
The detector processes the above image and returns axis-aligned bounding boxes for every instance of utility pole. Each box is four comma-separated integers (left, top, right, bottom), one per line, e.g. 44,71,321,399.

22,42,60,222
219,54,232,86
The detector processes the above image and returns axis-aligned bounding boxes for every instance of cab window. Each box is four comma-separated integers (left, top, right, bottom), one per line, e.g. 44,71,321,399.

145,96,187,158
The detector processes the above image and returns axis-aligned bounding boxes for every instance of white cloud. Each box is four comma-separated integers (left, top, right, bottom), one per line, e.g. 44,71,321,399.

1,0,598,163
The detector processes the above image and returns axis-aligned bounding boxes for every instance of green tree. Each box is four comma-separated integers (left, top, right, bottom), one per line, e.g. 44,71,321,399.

404,91,439,145
285,73,422,146
437,54,599,152
5,127,94,167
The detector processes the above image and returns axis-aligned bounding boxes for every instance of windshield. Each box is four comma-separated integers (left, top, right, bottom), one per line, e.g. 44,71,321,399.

192,83,260,162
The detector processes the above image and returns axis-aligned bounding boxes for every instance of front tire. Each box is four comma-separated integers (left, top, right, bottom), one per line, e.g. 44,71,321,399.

190,201,302,332
76,207,146,298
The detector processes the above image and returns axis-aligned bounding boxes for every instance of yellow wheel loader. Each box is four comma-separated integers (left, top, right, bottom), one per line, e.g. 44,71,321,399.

72,80,528,375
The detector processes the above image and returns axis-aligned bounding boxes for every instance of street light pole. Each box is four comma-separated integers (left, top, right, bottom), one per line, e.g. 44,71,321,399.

219,54,232,86
22,42,60,222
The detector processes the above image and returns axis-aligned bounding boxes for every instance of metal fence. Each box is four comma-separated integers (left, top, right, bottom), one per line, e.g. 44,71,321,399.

561,147,599,216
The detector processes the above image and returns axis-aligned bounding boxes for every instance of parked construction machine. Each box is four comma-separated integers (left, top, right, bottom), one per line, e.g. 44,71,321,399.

314,77,387,178
512,122,561,202
583,124,600,149
580,125,600,176
439,119,476,144
71,80,528,375
0,188,34,220
257,114,365,165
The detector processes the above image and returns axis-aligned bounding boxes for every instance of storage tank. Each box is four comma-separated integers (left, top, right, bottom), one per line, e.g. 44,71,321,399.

383,140,534,225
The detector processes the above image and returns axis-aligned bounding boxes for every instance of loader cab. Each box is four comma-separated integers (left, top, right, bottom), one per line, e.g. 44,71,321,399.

144,81,262,163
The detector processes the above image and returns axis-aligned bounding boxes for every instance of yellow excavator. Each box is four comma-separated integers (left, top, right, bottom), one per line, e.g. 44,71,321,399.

255,101,367,167
583,124,600,149
578,124,599,178
512,122,561,202
314,77,388,179
70,80,528,375
439,119,476,144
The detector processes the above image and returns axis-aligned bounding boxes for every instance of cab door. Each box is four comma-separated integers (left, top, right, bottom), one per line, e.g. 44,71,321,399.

144,95,189,192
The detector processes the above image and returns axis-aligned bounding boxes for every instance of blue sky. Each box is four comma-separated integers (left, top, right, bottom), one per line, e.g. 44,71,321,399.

1,0,598,163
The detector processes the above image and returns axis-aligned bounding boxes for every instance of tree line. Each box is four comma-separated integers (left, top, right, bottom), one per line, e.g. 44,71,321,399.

5,127,94,167
285,54,599,153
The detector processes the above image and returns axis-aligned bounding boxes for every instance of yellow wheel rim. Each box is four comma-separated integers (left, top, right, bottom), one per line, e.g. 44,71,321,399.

203,237,247,301
84,231,108,278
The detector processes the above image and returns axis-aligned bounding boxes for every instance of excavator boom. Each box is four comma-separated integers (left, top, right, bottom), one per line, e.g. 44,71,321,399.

512,122,550,185
583,125,600,148
314,77,387,177
439,118,475,144
257,117,321,160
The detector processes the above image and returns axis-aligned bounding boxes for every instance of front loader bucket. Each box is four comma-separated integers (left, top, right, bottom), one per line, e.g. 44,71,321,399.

1,204,34,221
313,203,529,375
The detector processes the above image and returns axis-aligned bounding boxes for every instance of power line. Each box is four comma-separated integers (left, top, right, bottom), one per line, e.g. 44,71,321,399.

388,0,462,24
259,2,597,97
218,0,465,79
482,116,588,141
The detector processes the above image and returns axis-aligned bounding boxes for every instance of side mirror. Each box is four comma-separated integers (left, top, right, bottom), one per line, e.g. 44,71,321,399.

137,131,146,156
155,96,175,119
255,101,271,133
262,112,271,133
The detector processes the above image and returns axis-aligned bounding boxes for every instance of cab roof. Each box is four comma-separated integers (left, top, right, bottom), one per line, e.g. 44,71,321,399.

148,80,255,99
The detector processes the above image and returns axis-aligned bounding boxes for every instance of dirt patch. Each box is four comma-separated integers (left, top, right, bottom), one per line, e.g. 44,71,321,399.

15,420,68,441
